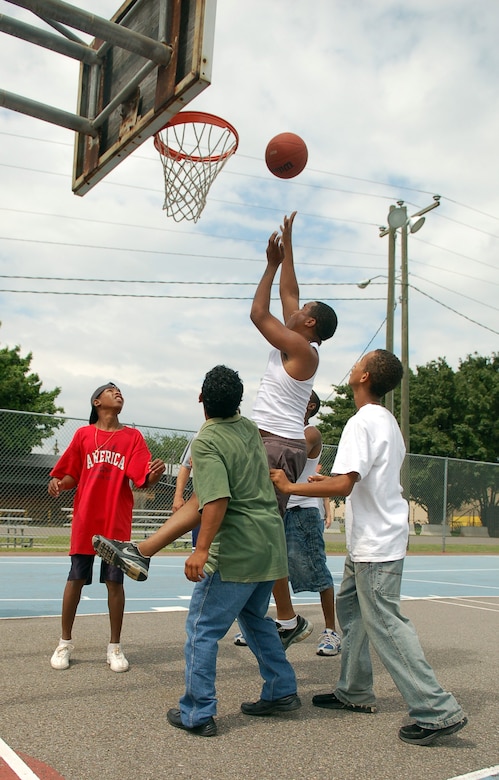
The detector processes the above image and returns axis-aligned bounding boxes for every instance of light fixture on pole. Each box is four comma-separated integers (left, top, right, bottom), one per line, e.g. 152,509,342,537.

357,274,387,289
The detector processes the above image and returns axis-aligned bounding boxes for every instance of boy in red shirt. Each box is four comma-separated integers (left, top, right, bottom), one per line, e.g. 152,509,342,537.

48,382,164,672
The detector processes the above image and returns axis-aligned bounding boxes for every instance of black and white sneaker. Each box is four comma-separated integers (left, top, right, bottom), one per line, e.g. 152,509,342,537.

277,615,313,650
399,717,468,746
92,536,150,581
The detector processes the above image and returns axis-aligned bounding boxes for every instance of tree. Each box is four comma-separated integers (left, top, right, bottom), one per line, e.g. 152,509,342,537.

143,431,191,465
317,384,355,445
410,353,498,461
0,325,64,455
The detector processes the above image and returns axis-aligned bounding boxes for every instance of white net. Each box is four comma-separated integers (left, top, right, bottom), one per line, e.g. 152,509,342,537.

154,112,239,222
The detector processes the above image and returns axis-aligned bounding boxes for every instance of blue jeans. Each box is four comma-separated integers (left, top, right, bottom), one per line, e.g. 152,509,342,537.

179,571,297,727
284,506,334,593
334,556,465,728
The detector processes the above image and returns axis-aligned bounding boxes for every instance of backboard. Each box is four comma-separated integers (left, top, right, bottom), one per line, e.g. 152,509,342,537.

73,0,216,195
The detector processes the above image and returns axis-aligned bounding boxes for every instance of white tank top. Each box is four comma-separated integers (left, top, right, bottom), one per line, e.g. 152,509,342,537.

287,433,322,509
251,346,319,438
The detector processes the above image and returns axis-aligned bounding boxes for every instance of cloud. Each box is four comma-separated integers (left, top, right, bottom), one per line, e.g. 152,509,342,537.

0,0,497,435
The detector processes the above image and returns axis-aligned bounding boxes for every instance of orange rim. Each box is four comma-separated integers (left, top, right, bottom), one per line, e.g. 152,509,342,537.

154,111,239,162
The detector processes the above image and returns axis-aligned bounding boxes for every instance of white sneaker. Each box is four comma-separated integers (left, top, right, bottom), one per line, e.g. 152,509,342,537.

50,642,74,670
107,645,129,672
316,629,342,656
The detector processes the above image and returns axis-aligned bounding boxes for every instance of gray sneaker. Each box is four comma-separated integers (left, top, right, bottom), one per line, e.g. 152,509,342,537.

277,615,313,650
92,536,150,581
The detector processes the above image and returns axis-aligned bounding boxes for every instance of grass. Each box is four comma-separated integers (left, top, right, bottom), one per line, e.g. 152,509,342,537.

324,539,499,555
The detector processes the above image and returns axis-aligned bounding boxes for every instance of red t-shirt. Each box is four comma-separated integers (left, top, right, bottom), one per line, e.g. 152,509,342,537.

50,425,152,554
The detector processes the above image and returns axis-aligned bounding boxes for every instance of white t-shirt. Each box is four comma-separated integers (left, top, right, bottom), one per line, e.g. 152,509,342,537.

180,441,193,470
251,346,318,439
332,403,408,562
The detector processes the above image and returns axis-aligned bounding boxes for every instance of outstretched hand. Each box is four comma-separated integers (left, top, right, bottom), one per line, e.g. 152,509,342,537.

280,211,297,247
270,468,292,494
266,231,285,269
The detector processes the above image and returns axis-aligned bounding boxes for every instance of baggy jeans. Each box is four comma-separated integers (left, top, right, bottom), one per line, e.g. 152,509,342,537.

334,555,465,728
179,570,297,727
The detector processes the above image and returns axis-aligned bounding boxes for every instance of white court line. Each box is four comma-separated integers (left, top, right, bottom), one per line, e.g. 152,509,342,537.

448,766,499,780
446,596,499,608
427,596,499,612
404,578,499,591
0,736,41,780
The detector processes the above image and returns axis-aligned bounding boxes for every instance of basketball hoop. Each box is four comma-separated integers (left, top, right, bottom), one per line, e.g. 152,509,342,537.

154,111,239,222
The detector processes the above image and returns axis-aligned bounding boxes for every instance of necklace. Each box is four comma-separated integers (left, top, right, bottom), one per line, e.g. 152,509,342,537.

94,427,121,452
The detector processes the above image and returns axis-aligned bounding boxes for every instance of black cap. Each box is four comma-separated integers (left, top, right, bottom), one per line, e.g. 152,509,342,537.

89,382,117,424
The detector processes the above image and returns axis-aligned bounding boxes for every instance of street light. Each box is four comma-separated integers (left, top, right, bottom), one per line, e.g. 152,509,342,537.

357,274,388,289
378,196,441,496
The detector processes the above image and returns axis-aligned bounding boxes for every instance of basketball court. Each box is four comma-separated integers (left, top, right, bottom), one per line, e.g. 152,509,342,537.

1,554,499,619
1,554,498,780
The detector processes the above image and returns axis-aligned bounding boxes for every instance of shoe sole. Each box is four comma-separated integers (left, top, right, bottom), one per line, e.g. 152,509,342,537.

316,649,341,656
312,695,377,713
93,538,147,581
241,698,302,716
399,717,468,745
108,664,129,672
166,710,217,737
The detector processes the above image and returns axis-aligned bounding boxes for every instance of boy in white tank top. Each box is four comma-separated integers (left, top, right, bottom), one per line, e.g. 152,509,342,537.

250,212,338,649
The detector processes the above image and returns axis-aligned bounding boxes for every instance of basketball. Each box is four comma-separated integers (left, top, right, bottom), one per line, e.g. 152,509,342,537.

265,132,308,179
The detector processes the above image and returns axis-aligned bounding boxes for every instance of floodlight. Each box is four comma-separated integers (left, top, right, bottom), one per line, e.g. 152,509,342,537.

387,207,407,229
409,216,425,234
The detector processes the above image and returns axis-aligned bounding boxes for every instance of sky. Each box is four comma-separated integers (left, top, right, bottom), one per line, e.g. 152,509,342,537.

0,0,498,434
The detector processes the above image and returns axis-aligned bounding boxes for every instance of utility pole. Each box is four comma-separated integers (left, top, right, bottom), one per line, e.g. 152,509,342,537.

379,196,441,498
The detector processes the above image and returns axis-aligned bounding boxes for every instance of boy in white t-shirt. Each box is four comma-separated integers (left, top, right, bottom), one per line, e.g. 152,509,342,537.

270,349,467,746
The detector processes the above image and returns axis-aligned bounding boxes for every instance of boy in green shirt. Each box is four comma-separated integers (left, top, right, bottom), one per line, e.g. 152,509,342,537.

93,365,300,736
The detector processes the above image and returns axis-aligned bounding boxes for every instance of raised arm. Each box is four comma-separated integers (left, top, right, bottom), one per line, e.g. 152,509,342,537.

251,224,318,379
250,230,284,332
279,211,299,322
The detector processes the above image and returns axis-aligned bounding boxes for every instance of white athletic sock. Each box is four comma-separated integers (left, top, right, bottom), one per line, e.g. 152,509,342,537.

59,637,73,645
277,616,298,630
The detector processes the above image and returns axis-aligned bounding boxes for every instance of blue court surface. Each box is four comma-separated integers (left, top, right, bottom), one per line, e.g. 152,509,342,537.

1,554,498,619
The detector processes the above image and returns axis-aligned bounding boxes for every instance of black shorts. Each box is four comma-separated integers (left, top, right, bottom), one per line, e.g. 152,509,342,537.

67,554,124,585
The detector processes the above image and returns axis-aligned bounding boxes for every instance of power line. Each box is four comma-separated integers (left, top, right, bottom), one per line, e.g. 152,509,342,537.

413,237,499,273
409,285,499,336
0,274,360,287
3,130,498,223
0,289,383,301
410,273,499,313
322,314,389,402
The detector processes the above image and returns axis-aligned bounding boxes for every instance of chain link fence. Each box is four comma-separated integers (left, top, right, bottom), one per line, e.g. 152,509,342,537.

0,409,195,549
0,409,497,550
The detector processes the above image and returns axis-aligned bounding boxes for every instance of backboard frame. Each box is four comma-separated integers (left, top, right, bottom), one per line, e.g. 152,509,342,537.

72,0,216,196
